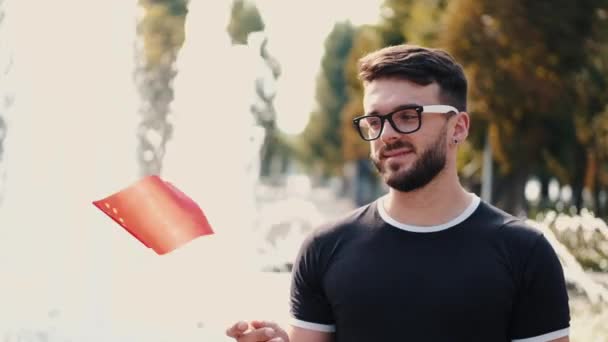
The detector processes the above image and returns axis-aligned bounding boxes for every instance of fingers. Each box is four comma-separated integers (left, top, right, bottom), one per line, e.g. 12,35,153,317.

251,320,269,329
251,321,288,342
251,320,280,330
239,327,278,341
226,321,249,338
226,321,281,342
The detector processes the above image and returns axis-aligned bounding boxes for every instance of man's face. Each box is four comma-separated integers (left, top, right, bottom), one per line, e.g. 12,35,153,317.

363,78,452,192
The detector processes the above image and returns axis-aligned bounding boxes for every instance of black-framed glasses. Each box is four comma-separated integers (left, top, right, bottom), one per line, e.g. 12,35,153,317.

352,104,458,141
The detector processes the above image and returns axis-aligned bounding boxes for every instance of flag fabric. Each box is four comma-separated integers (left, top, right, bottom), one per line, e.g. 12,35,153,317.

93,175,214,255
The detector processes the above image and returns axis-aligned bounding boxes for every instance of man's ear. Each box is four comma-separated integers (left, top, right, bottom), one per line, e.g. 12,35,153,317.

452,111,470,144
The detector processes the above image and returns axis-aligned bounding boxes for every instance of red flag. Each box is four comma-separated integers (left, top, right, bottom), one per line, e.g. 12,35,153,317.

93,175,214,255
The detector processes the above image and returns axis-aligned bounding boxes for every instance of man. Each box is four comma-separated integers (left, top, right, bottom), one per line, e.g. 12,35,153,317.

226,44,570,342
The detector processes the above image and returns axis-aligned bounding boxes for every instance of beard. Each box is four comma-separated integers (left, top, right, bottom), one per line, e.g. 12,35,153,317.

372,131,447,193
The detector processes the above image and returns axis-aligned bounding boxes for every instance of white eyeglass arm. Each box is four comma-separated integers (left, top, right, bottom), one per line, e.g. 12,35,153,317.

422,105,459,114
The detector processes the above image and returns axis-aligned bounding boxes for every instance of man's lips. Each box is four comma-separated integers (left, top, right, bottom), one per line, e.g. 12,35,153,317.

382,149,414,158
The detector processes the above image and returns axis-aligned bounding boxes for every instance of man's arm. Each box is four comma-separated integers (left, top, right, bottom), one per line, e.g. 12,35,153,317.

226,320,333,342
288,325,333,342
506,224,571,342
227,229,337,342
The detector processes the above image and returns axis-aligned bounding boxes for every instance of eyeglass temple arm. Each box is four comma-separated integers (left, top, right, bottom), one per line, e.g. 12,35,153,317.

421,105,459,114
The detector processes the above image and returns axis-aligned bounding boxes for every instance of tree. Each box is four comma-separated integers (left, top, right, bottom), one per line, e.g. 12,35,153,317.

248,33,283,178
134,0,188,176
226,0,287,179
226,0,264,45
295,21,355,179
441,0,601,214
375,0,411,46
377,0,448,46
572,7,608,216
339,26,387,204
341,26,385,164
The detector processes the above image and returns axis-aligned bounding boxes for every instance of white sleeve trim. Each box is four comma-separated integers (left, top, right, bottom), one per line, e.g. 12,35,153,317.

289,317,336,333
512,327,569,342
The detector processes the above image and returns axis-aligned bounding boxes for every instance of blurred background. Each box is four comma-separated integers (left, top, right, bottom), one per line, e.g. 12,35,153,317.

0,0,607,341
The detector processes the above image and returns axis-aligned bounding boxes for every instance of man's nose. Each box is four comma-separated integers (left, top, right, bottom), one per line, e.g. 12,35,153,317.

380,119,400,143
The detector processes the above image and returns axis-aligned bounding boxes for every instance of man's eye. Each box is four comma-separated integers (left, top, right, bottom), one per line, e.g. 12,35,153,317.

365,118,381,127
395,111,417,121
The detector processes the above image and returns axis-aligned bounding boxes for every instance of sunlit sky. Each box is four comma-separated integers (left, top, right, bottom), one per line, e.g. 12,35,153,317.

4,0,383,136
254,0,383,135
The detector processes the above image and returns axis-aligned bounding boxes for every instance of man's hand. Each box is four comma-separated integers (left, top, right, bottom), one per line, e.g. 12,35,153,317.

226,320,289,342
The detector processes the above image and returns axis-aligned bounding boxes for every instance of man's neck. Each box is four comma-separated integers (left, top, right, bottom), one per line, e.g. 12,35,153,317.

382,168,473,227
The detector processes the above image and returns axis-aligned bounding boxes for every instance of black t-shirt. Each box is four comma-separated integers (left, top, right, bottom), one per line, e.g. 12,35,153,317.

289,196,570,341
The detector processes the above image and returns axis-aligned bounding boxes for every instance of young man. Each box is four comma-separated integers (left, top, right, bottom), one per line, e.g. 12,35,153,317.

226,44,570,342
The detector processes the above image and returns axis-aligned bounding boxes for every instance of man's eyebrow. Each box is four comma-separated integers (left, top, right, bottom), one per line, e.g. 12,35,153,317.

366,103,420,116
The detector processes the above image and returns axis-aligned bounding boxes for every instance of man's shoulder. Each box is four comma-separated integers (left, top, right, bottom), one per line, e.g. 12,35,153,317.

475,201,545,250
293,201,378,266
303,200,378,244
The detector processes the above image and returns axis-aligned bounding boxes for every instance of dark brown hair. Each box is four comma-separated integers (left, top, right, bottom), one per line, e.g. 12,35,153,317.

358,44,468,111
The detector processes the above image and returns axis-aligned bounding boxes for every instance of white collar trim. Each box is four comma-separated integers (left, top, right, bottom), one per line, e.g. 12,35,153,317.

377,193,481,233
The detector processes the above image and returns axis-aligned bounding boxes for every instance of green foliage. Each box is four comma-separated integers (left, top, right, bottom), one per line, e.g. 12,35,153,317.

440,0,604,211
574,7,608,216
378,0,447,46
296,21,356,176
137,0,188,69
227,0,265,45
341,26,384,163
376,0,411,45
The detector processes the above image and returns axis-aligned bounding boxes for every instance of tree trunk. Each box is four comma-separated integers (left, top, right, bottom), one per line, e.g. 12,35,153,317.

571,145,588,213
601,188,608,220
494,167,529,217
481,130,493,203
572,183,584,213
259,126,276,178
538,173,552,211
593,185,603,218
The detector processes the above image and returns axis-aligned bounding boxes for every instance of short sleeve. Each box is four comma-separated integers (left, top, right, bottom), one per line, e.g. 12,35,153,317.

509,234,570,341
289,233,336,332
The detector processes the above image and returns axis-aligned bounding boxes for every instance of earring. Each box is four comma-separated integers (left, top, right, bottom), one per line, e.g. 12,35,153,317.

453,139,458,144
